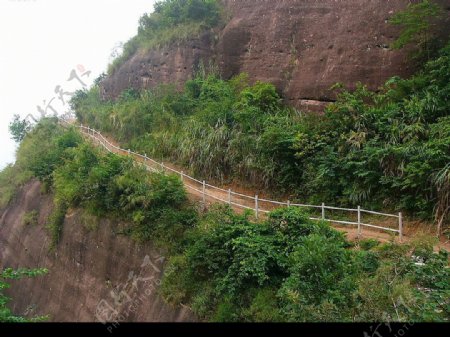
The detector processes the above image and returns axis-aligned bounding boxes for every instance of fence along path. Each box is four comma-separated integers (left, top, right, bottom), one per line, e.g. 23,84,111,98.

60,119,404,241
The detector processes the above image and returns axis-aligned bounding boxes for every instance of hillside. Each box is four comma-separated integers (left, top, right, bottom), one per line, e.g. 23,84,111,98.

101,0,449,110
1,0,449,326
0,180,194,322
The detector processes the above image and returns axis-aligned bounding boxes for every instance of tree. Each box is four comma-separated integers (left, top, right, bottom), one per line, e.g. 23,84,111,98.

389,0,444,59
9,114,32,143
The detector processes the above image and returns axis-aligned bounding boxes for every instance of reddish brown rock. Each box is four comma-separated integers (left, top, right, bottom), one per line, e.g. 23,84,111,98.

101,0,449,110
0,180,195,322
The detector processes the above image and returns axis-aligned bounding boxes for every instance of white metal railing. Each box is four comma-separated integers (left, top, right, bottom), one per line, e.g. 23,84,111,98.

59,118,404,241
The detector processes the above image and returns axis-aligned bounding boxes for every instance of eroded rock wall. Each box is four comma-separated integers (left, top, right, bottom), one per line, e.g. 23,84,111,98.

0,180,195,322
101,0,449,110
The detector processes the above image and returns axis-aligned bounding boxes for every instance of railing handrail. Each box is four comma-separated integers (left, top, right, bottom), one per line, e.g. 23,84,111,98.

59,118,404,241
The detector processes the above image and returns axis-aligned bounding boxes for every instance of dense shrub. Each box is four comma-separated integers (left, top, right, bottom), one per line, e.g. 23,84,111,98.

1,109,448,323
73,71,301,190
16,117,82,187
0,164,32,209
73,43,450,226
50,138,193,250
2,118,193,250
161,206,449,322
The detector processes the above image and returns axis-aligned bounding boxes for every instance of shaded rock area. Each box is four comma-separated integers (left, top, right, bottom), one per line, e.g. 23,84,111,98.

101,0,449,111
0,180,195,322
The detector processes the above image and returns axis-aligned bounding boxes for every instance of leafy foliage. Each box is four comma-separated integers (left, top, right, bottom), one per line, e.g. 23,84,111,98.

73,43,450,229
73,70,300,190
51,142,193,249
161,207,449,322
0,164,32,209
3,132,448,322
1,117,193,250
0,267,48,322
390,0,444,59
8,114,32,143
15,117,83,187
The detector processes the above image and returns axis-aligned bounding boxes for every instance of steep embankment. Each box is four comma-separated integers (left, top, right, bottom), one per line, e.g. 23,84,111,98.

101,0,449,110
0,180,195,322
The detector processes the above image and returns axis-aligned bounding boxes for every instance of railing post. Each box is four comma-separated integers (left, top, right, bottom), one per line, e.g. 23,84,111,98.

255,194,259,219
228,189,231,205
321,202,325,220
180,171,184,182
161,161,164,170
128,149,131,156
357,206,361,237
399,212,403,242
202,180,206,204
287,200,291,208
144,154,147,162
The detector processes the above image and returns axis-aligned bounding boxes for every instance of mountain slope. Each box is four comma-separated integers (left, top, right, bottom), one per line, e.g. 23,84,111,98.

100,0,449,110
0,180,195,322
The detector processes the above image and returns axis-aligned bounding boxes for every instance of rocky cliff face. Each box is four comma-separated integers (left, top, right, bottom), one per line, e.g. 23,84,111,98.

101,0,449,111
0,180,195,322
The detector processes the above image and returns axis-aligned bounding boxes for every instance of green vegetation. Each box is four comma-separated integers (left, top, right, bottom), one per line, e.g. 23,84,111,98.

72,70,303,189
8,114,32,143
5,117,194,250
22,210,39,226
0,267,48,322
15,117,83,188
72,43,450,233
390,0,444,59
160,206,449,322
51,142,194,249
1,108,448,323
80,210,99,231
1,1,448,322
0,164,32,209
108,0,224,75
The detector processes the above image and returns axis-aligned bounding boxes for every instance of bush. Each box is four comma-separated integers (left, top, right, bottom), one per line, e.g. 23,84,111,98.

74,43,450,224
46,200,68,250
242,288,282,322
0,165,33,209
51,140,192,248
22,210,39,226
3,117,193,251
16,118,82,186
161,205,449,322
278,234,358,321
9,114,32,143
359,238,380,251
